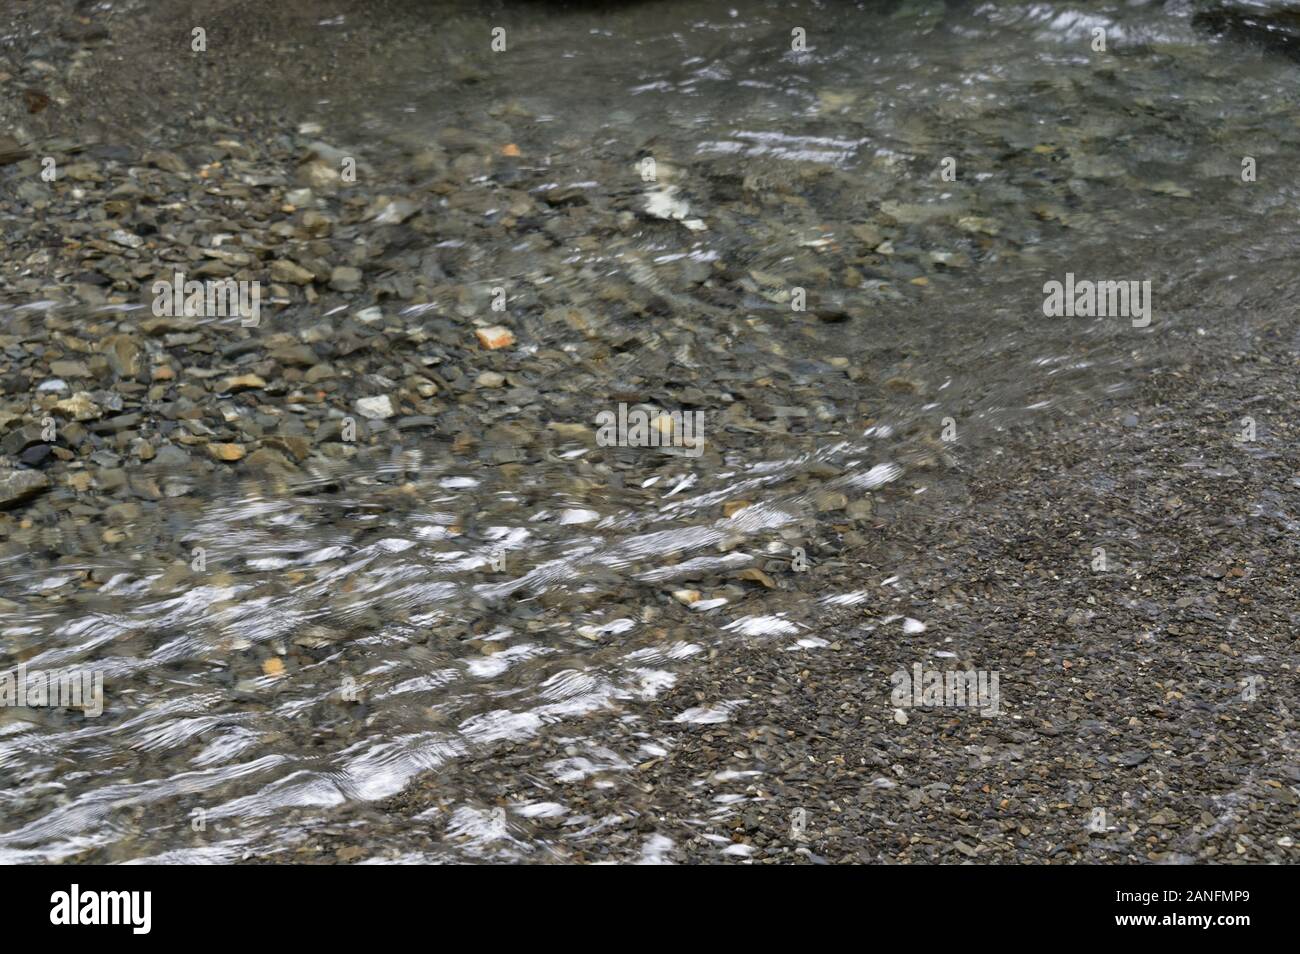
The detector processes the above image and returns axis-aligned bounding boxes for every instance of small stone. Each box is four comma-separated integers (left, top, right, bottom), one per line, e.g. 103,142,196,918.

723,500,752,518
262,658,285,677
53,392,102,421
98,468,127,492
18,445,52,468
101,335,142,378
893,708,909,725
108,229,145,249
851,223,884,247
153,444,190,466
49,360,91,378
1149,180,1192,199
957,216,999,236
371,198,417,226
330,266,363,292
271,345,320,368
476,371,505,388
735,567,776,588
672,589,702,606
475,325,515,350
355,395,395,419
270,259,315,285
884,377,921,395
929,250,971,268
0,134,32,166
547,422,591,441
267,436,310,462
297,159,340,191
301,210,333,236
1116,751,1151,767
0,470,50,508
219,374,267,393
90,413,142,435
846,498,873,520
206,443,247,462
814,490,848,512
144,150,188,173
245,447,299,476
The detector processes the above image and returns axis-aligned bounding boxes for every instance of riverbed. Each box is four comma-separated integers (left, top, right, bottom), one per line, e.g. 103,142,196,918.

0,0,1296,863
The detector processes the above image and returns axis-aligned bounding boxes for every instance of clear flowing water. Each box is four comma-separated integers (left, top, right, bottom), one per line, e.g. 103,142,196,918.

2,0,1298,861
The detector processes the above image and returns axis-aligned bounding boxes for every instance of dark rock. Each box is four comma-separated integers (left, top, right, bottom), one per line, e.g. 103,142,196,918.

18,444,55,468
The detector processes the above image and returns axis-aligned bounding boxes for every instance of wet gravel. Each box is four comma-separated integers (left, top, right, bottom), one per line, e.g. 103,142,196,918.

355,306,1297,865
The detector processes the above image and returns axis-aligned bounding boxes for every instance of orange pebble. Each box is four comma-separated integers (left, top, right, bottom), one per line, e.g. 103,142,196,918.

475,325,515,350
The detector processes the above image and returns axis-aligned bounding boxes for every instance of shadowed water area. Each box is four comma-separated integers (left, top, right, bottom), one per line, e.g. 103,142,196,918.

0,0,1297,862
